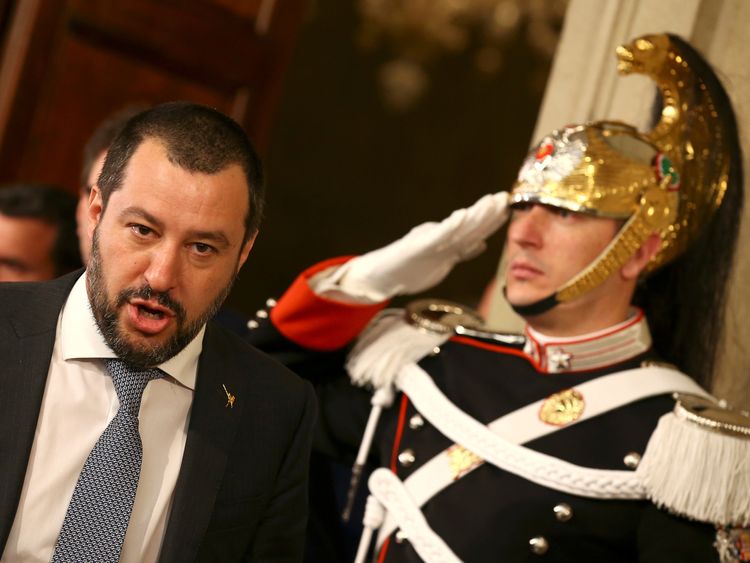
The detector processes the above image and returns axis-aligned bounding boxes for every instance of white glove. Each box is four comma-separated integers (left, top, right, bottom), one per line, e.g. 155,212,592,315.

314,192,509,302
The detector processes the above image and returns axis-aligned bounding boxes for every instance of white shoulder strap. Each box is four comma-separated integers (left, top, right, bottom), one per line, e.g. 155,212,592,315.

486,365,708,443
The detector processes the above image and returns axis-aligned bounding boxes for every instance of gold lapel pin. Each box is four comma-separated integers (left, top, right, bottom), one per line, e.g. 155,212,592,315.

222,384,236,409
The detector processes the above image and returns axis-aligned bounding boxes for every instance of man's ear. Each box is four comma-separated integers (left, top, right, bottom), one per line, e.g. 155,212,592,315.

236,231,258,273
87,187,103,239
621,233,662,280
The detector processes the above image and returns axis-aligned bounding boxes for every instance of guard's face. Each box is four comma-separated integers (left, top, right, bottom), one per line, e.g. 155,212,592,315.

86,138,254,367
504,203,619,310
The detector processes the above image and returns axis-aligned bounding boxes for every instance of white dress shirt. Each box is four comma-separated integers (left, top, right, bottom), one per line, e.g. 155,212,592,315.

2,274,204,563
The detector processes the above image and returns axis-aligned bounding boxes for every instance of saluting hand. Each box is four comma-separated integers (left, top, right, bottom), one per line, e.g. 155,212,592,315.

317,192,510,302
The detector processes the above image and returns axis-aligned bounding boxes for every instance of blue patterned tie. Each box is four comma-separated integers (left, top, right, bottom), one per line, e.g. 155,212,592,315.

51,359,163,562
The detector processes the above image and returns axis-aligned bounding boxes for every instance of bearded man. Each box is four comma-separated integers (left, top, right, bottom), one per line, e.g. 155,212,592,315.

0,102,316,563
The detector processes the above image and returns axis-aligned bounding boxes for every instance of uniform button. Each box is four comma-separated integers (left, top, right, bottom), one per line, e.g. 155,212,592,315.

429,346,441,356
256,309,269,319
247,320,260,329
394,529,408,543
623,451,641,469
409,414,425,430
553,503,572,522
398,449,416,467
265,298,278,308
529,536,549,555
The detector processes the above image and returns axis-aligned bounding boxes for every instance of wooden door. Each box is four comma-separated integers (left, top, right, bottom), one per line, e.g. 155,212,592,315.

0,0,306,192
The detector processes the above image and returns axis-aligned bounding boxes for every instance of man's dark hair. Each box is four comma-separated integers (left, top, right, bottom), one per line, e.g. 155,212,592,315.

80,105,150,189
634,34,744,389
0,184,82,275
98,101,265,241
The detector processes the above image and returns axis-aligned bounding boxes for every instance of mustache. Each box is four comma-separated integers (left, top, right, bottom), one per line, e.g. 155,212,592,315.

116,285,187,323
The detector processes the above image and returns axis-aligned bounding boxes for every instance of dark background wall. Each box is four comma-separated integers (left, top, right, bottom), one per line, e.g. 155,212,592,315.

228,0,556,314
0,0,557,316
0,0,307,189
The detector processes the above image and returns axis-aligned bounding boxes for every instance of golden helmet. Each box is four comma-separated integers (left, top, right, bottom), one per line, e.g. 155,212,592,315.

509,33,732,307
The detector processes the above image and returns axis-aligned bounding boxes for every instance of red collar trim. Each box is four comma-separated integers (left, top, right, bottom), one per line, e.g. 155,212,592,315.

524,309,651,373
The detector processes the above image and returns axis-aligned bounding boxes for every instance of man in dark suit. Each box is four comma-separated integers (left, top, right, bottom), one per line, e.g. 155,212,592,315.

0,102,316,562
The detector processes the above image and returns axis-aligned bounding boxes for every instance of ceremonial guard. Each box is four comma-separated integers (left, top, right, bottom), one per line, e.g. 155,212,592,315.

248,34,750,562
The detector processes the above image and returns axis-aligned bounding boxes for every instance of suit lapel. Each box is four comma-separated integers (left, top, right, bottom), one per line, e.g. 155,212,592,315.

159,324,251,562
0,272,82,551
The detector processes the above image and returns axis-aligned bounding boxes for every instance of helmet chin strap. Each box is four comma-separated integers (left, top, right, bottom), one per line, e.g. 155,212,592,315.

503,286,560,317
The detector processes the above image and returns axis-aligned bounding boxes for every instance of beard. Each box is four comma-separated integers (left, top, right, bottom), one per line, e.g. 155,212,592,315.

87,229,236,368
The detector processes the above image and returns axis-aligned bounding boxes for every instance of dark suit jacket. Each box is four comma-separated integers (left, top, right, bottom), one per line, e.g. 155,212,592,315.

0,271,317,562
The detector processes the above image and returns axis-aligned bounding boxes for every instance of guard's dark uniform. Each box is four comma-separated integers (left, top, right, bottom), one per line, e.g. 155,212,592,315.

245,259,723,563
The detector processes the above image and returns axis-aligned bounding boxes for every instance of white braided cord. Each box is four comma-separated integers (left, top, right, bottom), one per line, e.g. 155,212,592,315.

397,363,647,499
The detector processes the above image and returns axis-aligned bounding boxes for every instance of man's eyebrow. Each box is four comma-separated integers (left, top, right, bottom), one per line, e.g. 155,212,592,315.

187,230,231,249
120,206,164,231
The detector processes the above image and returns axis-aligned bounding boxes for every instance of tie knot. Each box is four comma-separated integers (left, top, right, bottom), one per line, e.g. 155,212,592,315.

104,359,163,414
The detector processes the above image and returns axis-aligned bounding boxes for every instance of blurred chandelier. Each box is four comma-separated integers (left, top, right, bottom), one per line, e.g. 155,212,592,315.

358,0,568,111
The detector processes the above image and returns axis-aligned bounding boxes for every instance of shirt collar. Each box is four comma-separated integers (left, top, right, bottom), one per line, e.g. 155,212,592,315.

60,273,203,390
523,308,651,374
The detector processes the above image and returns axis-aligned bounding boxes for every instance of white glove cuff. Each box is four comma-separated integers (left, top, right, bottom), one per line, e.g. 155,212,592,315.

308,264,387,304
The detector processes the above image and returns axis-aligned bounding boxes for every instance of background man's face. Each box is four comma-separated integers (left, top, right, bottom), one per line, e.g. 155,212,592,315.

87,138,254,367
76,150,107,265
0,213,57,281
504,203,620,308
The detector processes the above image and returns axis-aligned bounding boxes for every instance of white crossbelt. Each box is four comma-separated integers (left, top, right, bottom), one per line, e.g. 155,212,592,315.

367,469,462,563
376,364,708,546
